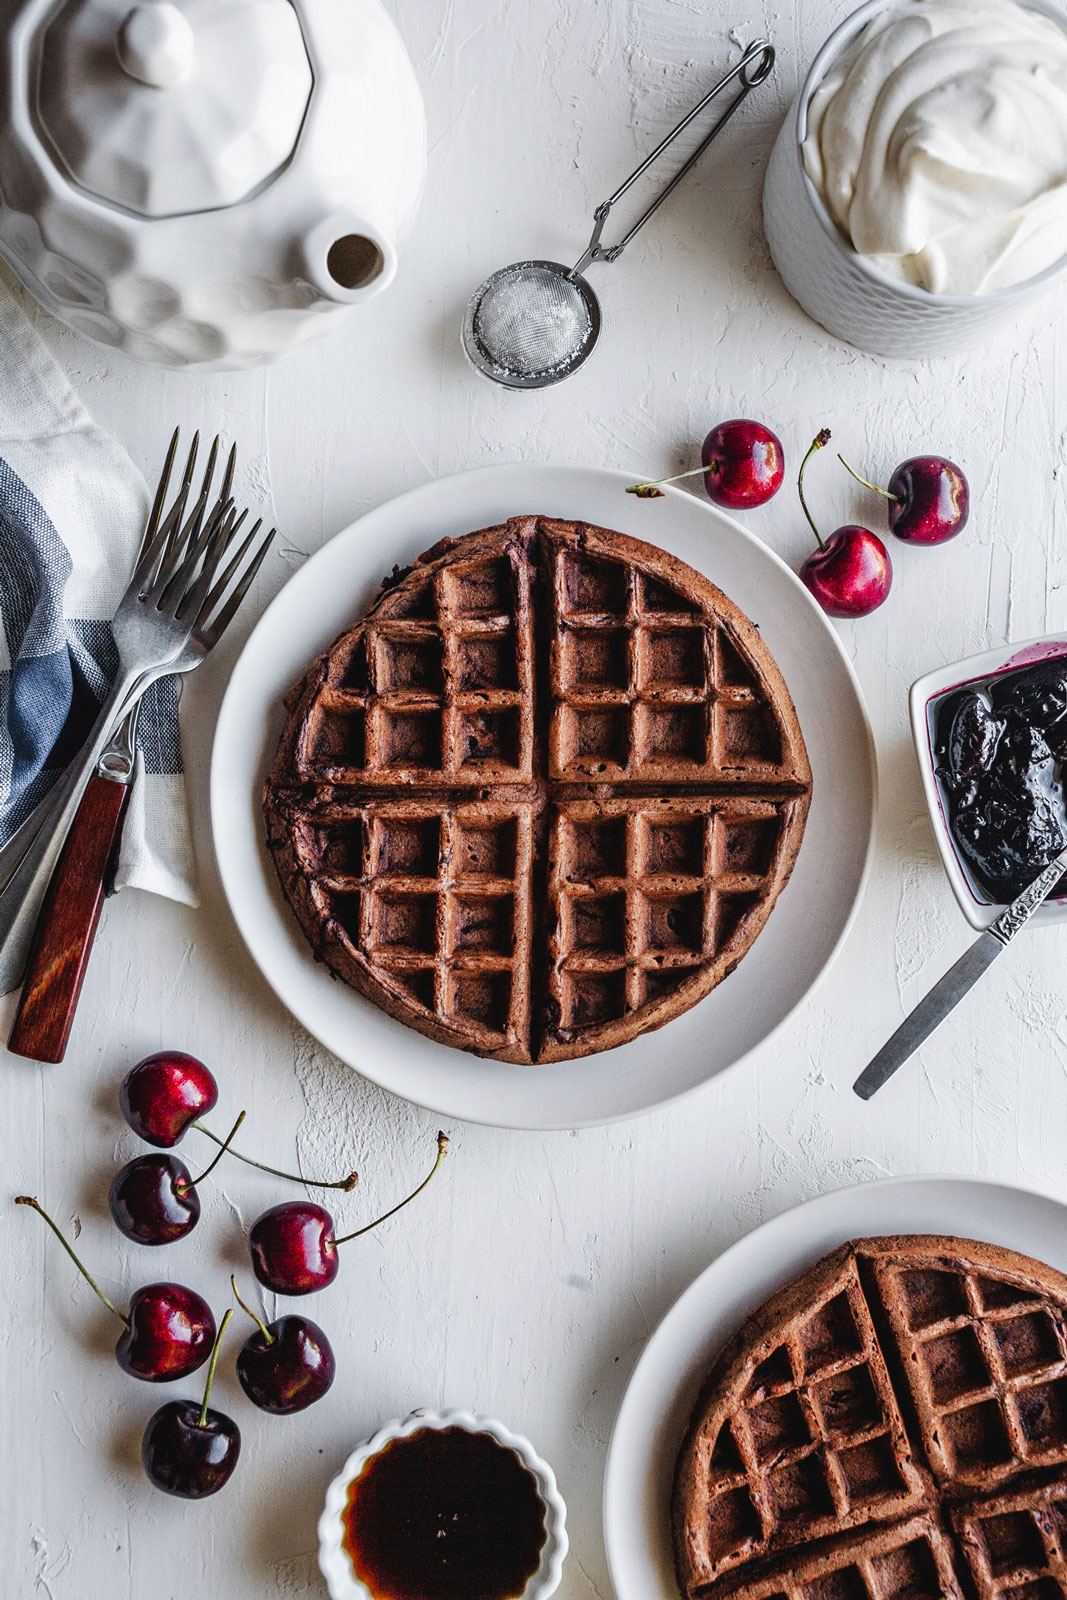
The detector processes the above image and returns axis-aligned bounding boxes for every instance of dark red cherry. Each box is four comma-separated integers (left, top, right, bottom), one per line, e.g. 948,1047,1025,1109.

117,1283,216,1382
247,1133,449,1297
142,1309,239,1497
142,1401,240,1498
800,526,892,618
109,1154,200,1245
120,1053,217,1147
888,455,969,544
701,419,785,509
233,1284,336,1414
797,429,892,619
249,1202,338,1295
16,1196,216,1383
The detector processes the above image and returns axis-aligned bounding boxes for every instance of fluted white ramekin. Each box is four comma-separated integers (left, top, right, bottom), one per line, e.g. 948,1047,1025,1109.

762,0,1067,359
318,1408,569,1600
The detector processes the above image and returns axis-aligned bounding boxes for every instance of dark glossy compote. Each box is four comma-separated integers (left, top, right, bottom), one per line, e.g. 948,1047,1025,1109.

342,1427,546,1600
933,653,1067,902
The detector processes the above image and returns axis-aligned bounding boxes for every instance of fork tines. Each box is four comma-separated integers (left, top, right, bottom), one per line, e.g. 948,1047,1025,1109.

135,429,275,649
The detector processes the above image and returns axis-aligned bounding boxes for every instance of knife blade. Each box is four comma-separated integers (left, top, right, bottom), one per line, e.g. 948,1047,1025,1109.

853,840,1067,1100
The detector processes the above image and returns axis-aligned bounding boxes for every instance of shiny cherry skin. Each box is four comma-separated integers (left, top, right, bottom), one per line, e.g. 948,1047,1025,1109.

236,1316,336,1413
888,455,969,544
800,525,892,618
116,1283,216,1382
120,1052,218,1147
142,1401,240,1498
109,1153,200,1246
701,419,785,509
249,1202,338,1295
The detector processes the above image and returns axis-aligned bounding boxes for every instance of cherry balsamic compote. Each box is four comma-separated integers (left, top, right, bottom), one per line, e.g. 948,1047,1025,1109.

933,653,1067,903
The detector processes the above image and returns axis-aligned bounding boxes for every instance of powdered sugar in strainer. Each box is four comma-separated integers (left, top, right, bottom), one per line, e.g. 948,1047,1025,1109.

462,38,775,390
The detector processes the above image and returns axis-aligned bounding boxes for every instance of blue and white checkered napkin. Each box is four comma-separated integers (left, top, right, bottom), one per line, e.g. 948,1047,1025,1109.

0,283,196,905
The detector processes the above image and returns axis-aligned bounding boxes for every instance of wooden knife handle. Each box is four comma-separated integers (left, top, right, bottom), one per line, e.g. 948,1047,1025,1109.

8,775,130,1063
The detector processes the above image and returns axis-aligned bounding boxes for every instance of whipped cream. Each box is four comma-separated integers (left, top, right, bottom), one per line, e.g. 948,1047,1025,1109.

802,0,1067,293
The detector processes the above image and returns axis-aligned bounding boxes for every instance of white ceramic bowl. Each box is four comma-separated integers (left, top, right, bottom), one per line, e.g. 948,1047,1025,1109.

318,1409,569,1600
762,0,1067,359
910,634,1067,929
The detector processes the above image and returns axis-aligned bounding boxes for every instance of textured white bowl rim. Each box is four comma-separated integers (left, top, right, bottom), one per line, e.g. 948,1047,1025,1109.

318,1408,569,1600
791,0,1067,307
909,632,1067,930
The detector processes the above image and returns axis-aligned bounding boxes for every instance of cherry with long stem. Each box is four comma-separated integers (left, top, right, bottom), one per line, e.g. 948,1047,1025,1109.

796,428,892,620
142,1309,241,1497
249,1132,450,1296
16,1195,217,1380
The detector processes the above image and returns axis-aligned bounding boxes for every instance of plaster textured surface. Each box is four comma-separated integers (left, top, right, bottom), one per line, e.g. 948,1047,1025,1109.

2,1,1066,1596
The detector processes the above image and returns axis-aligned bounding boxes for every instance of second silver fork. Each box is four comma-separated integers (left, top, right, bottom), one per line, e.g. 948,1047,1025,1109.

0,432,274,993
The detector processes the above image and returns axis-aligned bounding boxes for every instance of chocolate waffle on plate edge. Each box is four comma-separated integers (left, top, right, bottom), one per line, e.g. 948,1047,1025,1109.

673,1234,1067,1600
263,515,811,1063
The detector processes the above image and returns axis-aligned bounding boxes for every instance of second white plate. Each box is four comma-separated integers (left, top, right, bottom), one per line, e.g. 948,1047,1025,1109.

603,1174,1067,1600
211,463,875,1129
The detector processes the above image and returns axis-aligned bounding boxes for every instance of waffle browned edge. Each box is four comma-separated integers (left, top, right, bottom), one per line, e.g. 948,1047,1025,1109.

672,1234,1067,1600
262,515,812,1063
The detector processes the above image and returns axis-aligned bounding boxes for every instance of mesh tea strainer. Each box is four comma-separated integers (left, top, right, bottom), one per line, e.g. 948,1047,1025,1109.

462,37,775,390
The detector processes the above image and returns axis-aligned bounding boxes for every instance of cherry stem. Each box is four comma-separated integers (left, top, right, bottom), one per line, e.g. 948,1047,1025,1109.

192,1122,358,1192
15,1196,128,1327
177,1111,246,1196
198,1307,233,1428
837,454,900,503
334,1132,449,1249
231,1275,273,1344
798,428,832,553
625,464,708,498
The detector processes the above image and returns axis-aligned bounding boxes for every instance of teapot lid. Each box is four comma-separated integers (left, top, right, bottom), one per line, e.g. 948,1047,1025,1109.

36,0,313,218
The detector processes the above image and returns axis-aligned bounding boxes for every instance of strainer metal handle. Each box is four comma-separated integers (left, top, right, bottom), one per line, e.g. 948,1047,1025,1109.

571,38,775,277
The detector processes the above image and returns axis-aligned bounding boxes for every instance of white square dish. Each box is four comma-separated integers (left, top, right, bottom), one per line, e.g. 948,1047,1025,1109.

909,635,1067,930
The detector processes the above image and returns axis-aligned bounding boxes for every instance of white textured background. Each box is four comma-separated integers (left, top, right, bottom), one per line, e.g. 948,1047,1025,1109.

4,0,1067,1596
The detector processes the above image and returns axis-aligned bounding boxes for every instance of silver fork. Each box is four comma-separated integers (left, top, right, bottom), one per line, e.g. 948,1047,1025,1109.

0,434,274,992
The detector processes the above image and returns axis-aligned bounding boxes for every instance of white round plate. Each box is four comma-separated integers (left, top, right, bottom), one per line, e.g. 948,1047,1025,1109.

603,1174,1067,1600
210,463,875,1130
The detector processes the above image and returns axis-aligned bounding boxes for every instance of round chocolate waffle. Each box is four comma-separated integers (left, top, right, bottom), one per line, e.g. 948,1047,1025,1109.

263,516,811,1063
673,1235,1067,1600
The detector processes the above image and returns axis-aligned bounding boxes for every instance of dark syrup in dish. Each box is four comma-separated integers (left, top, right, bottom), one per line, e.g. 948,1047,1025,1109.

342,1426,546,1600
933,654,1067,903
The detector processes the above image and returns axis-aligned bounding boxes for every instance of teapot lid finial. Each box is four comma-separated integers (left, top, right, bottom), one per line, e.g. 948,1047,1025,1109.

116,3,195,89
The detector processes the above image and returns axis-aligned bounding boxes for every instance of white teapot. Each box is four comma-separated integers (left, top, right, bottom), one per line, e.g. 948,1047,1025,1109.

0,0,426,367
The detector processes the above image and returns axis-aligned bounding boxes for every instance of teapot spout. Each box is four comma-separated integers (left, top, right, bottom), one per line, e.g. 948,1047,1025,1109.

301,214,397,304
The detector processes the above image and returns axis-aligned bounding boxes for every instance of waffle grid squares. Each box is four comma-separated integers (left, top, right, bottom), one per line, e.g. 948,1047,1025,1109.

877,1262,1067,1486
549,547,782,781
548,800,785,1030
303,801,532,1048
955,1480,1067,1600
268,518,811,1062
303,546,534,785
698,1515,961,1600
698,1272,922,1571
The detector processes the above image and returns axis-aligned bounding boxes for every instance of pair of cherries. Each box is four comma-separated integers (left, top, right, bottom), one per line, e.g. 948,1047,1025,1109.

16,1194,242,1497
21,1051,447,1497
628,418,969,620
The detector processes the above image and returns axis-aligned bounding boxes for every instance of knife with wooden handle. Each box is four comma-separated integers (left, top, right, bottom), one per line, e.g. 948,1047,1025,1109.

853,839,1067,1100
7,718,136,1064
